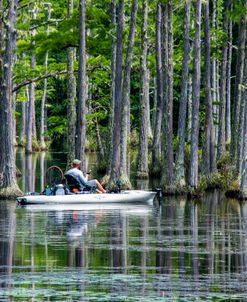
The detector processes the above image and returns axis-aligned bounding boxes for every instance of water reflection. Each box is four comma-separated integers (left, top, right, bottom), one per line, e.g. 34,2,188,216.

2,188,247,299
0,201,16,289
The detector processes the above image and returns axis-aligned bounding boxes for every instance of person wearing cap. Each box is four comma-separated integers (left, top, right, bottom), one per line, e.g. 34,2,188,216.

65,159,106,193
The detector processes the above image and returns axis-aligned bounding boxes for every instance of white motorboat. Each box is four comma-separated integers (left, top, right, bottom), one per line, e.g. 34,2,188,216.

16,190,157,205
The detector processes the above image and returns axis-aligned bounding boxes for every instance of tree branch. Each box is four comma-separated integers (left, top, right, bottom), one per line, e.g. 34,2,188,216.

12,70,67,92
12,64,109,92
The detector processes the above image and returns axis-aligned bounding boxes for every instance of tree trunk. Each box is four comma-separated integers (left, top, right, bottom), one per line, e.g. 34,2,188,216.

12,92,17,146
217,0,229,159
202,0,216,175
231,1,247,160
0,0,22,198
76,0,87,170
211,0,219,151
26,7,37,154
40,4,51,150
110,0,117,131
237,0,247,172
67,0,77,168
109,0,124,184
26,53,35,153
187,75,192,143
0,0,2,72
225,18,232,145
162,1,174,188
20,98,26,144
151,3,164,176
240,52,247,198
137,0,149,179
188,0,201,189
175,0,191,186
107,0,117,175
120,0,137,183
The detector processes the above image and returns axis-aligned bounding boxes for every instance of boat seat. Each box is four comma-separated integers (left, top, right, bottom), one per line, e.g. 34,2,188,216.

64,174,91,193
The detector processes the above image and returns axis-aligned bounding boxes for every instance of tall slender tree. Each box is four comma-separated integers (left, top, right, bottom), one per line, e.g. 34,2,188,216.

137,0,149,178
108,0,117,171
162,0,174,189
175,0,191,186
26,7,37,154
225,17,232,145
76,0,87,170
40,3,51,151
109,0,124,185
151,3,164,176
188,0,201,189
237,0,247,172
240,49,247,198
0,0,22,197
231,0,247,160
67,0,77,168
120,0,138,185
202,0,216,175
217,0,230,159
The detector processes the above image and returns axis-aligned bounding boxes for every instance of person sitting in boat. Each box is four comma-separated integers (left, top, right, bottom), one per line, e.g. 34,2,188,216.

65,159,106,194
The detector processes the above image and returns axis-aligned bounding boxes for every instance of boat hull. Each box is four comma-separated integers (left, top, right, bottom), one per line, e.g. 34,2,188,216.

17,190,157,205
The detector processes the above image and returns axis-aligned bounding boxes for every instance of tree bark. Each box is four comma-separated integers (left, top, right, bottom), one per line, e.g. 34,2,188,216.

67,0,77,168
137,0,149,178
188,0,201,189
175,0,191,186
107,0,117,175
110,0,117,131
40,4,51,150
120,0,138,181
162,1,174,188
109,0,124,183
20,96,26,143
76,0,87,170
231,1,247,160
26,7,37,154
187,75,192,143
211,0,219,151
225,18,232,145
0,0,22,197
151,3,163,176
240,51,247,198
237,0,247,172
217,0,230,159
202,0,216,175
0,0,3,73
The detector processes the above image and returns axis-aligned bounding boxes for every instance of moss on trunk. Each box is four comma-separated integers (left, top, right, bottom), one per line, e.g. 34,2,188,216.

0,184,23,200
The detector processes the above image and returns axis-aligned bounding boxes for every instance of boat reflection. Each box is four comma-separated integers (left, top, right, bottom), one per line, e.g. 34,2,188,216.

21,202,154,213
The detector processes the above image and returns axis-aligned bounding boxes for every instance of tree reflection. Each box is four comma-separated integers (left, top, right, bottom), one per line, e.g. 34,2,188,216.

0,201,16,288
188,200,199,290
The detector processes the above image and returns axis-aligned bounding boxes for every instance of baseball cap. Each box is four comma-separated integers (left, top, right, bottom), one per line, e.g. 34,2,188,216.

73,159,81,165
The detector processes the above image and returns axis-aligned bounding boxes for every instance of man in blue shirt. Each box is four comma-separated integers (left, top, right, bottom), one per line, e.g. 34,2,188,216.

65,159,106,193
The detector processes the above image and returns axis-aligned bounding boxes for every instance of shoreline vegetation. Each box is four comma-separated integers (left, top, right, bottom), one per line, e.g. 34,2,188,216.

0,0,247,200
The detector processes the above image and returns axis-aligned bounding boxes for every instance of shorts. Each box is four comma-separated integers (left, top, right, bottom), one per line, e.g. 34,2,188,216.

85,179,97,190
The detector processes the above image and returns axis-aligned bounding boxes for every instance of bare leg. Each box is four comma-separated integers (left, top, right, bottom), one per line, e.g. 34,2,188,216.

96,180,106,193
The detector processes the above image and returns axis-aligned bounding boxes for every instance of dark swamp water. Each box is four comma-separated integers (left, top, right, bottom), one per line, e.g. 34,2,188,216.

0,151,247,301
